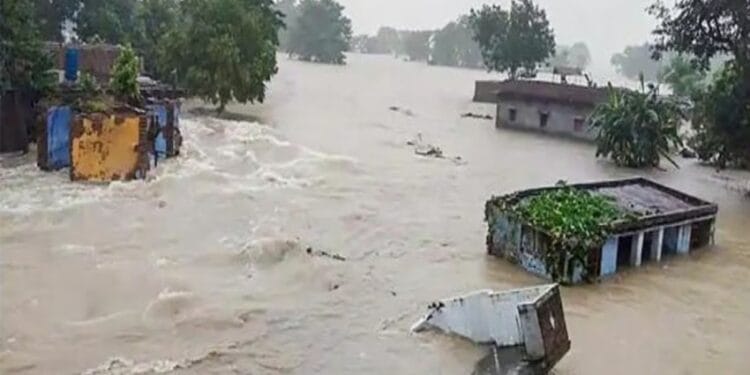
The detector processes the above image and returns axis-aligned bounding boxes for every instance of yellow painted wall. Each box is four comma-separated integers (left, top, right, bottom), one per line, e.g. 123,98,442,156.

71,114,145,182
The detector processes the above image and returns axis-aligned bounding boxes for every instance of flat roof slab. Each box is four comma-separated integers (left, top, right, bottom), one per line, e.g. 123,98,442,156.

593,184,695,216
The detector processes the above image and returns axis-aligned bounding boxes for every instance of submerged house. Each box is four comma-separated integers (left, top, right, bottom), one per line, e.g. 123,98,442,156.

493,80,608,141
485,178,719,284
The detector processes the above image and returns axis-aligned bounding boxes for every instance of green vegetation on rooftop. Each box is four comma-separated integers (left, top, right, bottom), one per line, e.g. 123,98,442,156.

486,185,634,282
515,188,628,248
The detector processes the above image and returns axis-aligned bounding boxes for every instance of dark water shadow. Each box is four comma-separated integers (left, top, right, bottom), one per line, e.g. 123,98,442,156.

187,107,266,124
472,346,554,375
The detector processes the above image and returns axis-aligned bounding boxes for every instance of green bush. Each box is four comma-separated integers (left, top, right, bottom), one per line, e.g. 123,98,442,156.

110,44,142,105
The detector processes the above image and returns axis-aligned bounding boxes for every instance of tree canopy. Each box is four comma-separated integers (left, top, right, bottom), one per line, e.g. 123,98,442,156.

549,42,591,70
431,17,483,68
137,0,179,80
658,55,707,100
689,63,750,168
286,0,352,64
650,0,750,169
1,0,54,93
159,0,283,112
32,0,79,42
611,44,671,82
76,0,142,45
275,0,299,52
649,0,750,74
468,0,555,78
400,30,433,62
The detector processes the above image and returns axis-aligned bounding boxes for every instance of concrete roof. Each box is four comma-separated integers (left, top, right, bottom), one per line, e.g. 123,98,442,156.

496,80,609,107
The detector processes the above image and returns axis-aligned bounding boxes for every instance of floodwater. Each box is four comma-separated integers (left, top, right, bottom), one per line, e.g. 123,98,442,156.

2,54,750,374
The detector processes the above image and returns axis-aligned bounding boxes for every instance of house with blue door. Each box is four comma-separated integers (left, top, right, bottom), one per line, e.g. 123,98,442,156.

485,178,719,284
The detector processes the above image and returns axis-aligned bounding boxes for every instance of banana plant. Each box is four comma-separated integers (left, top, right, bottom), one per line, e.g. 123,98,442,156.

589,77,684,168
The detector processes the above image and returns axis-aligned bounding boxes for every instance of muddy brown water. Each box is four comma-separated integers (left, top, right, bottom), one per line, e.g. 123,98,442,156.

2,54,750,374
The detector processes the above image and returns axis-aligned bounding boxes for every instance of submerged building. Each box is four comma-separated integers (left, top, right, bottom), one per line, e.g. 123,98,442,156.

485,178,719,284
493,80,608,141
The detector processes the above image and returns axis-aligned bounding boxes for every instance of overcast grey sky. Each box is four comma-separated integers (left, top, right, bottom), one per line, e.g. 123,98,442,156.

338,0,660,80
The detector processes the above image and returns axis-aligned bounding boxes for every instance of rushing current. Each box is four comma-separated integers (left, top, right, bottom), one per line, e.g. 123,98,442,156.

2,54,750,374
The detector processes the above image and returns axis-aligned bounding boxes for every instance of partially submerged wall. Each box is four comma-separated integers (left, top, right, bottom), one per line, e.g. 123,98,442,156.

146,101,182,160
70,111,149,182
38,106,72,170
45,43,122,82
487,213,584,283
495,99,596,141
0,91,32,153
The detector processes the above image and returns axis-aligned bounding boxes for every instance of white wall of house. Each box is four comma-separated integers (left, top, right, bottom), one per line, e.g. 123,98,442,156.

496,99,597,141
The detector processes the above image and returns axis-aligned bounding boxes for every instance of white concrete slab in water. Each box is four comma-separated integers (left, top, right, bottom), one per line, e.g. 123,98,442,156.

412,284,570,372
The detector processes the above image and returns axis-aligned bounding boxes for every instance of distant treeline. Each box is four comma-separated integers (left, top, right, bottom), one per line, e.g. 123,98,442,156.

349,22,592,74
349,18,484,69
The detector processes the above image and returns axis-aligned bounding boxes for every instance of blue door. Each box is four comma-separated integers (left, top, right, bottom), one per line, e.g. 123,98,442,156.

46,106,72,169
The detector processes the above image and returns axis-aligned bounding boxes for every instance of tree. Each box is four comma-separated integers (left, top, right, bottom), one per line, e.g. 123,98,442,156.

374,27,401,55
136,0,179,79
468,0,555,79
590,81,684,169
160,0,283,112
568,42,591,69
349,34,368,53
658,55,707,100
549,42,591,70
400,30,432,62
649,0,750,78
76,0,141,45
32,0,80,42
690,63,750,168
0,0,55,93
275,0,298,51
611,44,671,82
286,0,352,64
431,17,482,68
649,0,750,170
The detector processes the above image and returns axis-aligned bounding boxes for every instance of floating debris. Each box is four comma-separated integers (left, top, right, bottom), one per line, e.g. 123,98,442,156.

306,247,347,262
414,144,444,158
389,106,415,117
461,112,493,120
413,284,570,375
408,133,465,164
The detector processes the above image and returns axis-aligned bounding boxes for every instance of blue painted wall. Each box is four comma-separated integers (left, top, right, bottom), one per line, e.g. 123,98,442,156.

601,236,619,277
663,227,679,255
46,106,72,169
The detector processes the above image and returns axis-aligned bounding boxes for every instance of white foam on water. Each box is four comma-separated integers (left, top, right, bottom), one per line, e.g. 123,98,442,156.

0,116,358,215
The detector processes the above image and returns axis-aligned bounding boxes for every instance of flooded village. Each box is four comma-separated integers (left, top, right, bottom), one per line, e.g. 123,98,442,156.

2,1,750,374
